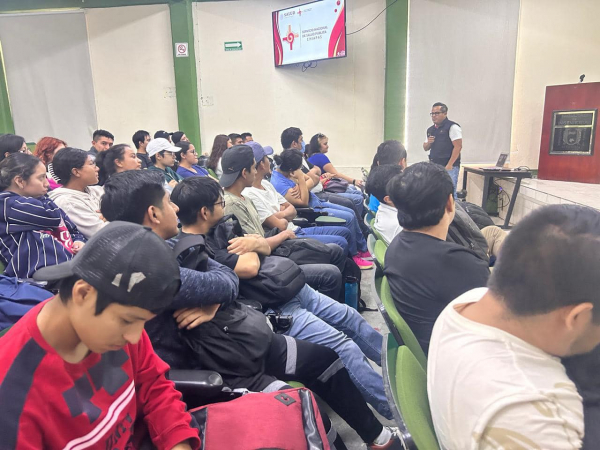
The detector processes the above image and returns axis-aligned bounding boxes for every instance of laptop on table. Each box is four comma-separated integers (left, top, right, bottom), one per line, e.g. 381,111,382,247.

480,153,508,171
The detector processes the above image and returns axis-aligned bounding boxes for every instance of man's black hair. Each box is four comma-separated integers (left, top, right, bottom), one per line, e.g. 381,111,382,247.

132,130,149,149
387,162,453,230
150,150,166,165
171,177,223,226
52,147,89,185
92,129,114,141
371,140,407,170
273,148,303,172
57,275,119,315
228,133,241,143
0,134,26,163
240,132,252,141
280,127,302,150
366,164,403,203
432,102,448,114
100,170,166,224
489,205,600,323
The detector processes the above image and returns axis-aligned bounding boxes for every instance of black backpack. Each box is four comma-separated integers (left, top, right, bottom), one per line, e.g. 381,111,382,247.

460,201,495,230
447,202,490,263
271,237,333,265
172,233,274,379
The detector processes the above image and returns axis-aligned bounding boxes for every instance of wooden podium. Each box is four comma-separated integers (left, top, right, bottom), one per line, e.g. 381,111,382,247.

538,82,600,184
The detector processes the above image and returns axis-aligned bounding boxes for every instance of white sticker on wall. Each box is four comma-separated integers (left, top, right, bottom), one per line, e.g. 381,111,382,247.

175,42,188,58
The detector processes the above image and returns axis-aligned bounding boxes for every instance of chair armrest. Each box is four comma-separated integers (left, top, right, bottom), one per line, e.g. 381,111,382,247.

169,369,224,403
292,218,311,228
314,216,346,226
296,208,327,223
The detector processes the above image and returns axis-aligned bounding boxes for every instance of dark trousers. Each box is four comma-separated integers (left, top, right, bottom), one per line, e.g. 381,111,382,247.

298,243,346,299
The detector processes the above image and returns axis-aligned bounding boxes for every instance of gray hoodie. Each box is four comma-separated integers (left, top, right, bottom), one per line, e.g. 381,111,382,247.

48,186,106,239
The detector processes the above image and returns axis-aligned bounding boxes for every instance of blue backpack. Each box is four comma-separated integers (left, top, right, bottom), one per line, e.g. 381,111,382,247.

0,276,52,331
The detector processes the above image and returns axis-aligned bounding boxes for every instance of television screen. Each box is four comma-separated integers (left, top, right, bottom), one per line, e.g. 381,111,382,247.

272,0,346,67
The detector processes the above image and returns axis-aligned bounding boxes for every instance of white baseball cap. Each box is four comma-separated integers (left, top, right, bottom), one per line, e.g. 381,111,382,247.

147,138,181,157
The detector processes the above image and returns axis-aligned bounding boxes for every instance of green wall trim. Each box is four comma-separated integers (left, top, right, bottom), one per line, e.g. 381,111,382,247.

0,43,15,135
383,0,409,143
169,0,202,151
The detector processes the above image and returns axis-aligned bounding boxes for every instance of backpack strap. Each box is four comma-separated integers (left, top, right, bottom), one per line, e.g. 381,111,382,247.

173,234,209,272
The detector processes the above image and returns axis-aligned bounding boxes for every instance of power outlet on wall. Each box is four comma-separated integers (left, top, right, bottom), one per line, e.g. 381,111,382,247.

201,95,214,107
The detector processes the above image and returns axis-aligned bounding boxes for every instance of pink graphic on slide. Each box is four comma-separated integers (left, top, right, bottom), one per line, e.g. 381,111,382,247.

328,6,346,58
272,12,284,65
283,25,299,50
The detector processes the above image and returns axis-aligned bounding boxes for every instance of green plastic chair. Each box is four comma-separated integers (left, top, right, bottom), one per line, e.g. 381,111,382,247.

372,227,387,245
373,239,387,269
395,346,439,450
314,215,346,226
379,276,428,371
207,168,218,180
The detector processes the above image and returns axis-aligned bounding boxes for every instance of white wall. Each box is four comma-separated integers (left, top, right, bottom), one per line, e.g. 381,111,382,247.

406,0,520,166
85,4,179,146
510,0,600,169
193,0,385,173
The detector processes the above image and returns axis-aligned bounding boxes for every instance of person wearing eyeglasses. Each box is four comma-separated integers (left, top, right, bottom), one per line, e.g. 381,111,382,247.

423,102,462,196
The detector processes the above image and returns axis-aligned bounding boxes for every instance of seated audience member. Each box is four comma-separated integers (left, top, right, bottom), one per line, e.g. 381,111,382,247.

228,133,243,146
147,138,183,191
307,132,365,189
428,204,600,450
243,141,351,254
154,130,172,142
175,141,209,178
0,153,86,278
96,143,141,185
384,162,489,354
367,164,404,243
171,176,392,419
207,134,232,179
88,129,114,160
172,131,189,144
240,132,253,143
48,147,106,238
0,134,30,163
102,171,400,449
0,222,200,449
34,136,67,190
271,149,372,268
281,127,366,231
132,129,152,169
219,144,347,294
368,140,407,212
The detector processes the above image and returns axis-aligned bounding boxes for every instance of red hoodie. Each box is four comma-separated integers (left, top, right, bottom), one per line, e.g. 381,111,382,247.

0,300,200,450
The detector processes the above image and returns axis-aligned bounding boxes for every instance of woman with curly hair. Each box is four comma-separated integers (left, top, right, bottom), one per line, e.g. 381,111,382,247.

34,136,67,190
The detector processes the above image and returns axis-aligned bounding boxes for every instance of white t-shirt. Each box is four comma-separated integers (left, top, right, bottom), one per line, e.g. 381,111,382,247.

428,288,584,450
243,180,295,231
373,203,402,244
302,159,323,193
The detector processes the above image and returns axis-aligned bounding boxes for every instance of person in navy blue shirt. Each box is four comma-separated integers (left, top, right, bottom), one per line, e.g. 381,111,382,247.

175,141,209,179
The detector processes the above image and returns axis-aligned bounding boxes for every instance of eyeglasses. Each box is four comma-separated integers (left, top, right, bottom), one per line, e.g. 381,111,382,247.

214,199,226,208
430,112,444,116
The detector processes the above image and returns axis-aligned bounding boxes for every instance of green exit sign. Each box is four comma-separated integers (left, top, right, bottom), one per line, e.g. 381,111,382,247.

224,41,243,52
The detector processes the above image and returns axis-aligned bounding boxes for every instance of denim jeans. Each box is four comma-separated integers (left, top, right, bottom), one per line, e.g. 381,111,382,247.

447,165,460,198
314,201,368,254
299,264,342,302
272,284,392,419
295,225,351,256
336,189,365,216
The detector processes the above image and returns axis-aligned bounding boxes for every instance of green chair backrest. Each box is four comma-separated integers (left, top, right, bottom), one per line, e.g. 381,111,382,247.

380,276,428,370
315,215,346,226
374,239,387,268
367,234,377,256
207,168,218,180
395,346,439,450
372,227,387,245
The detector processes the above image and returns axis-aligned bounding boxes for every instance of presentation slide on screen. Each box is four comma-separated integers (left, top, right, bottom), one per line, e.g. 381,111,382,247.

272,0,346,67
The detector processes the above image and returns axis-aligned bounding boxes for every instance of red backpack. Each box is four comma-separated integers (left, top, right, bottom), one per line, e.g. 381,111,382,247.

190,388,330,450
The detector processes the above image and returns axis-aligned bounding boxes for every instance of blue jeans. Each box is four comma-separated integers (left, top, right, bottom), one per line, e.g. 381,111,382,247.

336,189,365,216
447,165,459,198
295,225,350,256
314,201,368,254
273,284,392,419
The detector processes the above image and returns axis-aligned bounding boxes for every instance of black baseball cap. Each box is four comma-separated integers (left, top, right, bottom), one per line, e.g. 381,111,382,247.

219,145,255,188
33,222,181,313
154,130,172,141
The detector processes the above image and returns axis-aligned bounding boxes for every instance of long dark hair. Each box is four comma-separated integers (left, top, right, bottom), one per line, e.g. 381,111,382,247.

307,133,326,158
51,147,90,185
207,134,230,170
0,153,43,191
96,144,128,186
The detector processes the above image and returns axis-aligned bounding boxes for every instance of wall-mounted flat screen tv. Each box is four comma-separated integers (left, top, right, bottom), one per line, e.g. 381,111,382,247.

272,0,346,67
